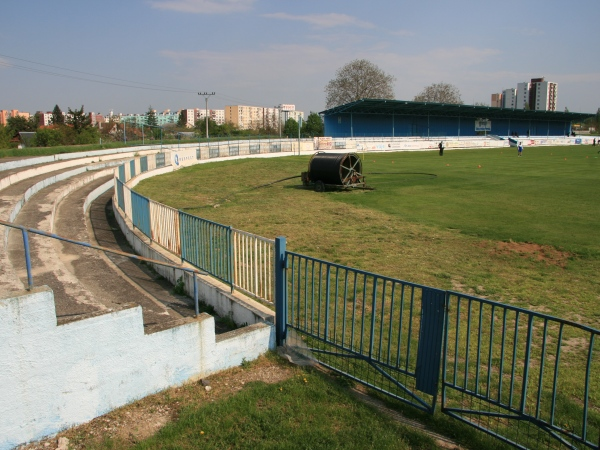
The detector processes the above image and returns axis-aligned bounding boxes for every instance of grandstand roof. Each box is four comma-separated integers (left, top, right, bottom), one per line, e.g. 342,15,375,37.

320,99,594,122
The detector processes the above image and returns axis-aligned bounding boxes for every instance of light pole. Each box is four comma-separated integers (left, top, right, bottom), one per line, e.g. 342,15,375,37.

298,116,302,156
198,92,215,140
274,105,282,138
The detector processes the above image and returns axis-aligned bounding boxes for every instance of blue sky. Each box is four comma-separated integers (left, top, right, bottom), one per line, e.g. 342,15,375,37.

1,0,599,116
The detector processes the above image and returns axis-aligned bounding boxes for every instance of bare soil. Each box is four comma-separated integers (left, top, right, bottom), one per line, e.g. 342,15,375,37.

18,354,295,450
488,240,572,268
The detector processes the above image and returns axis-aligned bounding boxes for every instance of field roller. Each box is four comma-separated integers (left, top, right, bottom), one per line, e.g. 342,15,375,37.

301,152,369,191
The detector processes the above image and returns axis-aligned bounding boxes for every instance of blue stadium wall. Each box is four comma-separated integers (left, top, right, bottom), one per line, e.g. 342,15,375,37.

323,113,572,138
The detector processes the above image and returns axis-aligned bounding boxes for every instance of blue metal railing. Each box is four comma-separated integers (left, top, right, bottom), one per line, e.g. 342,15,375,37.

179,211,233,290
281,247,445,414
0,219,206,315
131,191,151,238
272,235,600,449
442,291,600,449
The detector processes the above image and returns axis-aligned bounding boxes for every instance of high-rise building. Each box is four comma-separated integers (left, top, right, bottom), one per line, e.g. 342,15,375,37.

502,88,517,108
516,82,531,109
499,78,558,111
491,93,503,108
530,78,557,111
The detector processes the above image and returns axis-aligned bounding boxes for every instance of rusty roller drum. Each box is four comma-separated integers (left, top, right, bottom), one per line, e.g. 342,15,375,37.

303,152,365,191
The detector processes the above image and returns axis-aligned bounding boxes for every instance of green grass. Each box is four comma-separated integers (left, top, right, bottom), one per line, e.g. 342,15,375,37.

132,144,600,449
345,146,600,255
135,145,600,326
131,367,437,450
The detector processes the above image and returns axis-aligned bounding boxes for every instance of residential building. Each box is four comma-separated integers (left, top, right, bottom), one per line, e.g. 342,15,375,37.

516,82,531,109
180,109,197,128
0,110,9,126
225,104,303,130
37,111,54,127
502,88,517,108
498,78,558,111
88,112,105,127
530,78,557,111
491,93,502,108
0,109,31,125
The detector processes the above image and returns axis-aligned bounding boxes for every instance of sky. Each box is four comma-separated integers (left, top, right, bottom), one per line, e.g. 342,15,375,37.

1,0,599,117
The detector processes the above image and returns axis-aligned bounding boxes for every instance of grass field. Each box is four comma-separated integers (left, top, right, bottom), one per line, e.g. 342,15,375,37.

136,144,600,328
134,145,600,449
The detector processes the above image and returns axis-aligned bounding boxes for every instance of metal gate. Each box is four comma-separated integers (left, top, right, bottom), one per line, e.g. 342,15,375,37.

442,291,600,449
281,249,445,414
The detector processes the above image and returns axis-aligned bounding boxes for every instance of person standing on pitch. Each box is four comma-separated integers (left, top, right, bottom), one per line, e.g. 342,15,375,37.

438,141,444,156
518,142,523,157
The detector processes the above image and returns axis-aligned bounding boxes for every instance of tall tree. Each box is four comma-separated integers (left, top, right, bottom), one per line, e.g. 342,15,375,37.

67,106,92,133
7,115,37,135
301,112,324,137
51,104,65,125
177,110,186,128
413,82,463,104
146,106,158,127
325,59,395,109
283,118,299,138
0,125,12,149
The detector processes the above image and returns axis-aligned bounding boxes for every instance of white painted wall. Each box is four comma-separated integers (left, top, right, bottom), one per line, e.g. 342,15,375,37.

0,287,274,450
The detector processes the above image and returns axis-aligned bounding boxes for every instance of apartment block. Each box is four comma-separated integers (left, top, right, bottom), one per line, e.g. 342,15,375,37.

495,78,557,111
0,109,31,125
531,78,557,111
225,104,303,130
516,82,531,109
491,93,502,108
502,88,517,108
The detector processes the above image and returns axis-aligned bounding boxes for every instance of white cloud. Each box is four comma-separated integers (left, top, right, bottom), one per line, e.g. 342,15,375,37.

263,12,375,29
149,0,254,14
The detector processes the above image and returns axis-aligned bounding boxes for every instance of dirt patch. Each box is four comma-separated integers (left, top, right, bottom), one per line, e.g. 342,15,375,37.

488,241,572,267
17,354,295,450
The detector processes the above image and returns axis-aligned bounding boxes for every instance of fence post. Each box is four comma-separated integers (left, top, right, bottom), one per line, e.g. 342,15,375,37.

275,236,287,346
21,228,33,290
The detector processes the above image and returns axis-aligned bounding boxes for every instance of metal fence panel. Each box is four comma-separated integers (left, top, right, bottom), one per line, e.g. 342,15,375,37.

122,183,133,221
155,152,165,168
442,292,600,449
232,229,274,303
149,200,181,255
285,251,442,413
131,191,151,238
180,212,232,287
115,177,125,211
129,160,136,179
140,156,148,173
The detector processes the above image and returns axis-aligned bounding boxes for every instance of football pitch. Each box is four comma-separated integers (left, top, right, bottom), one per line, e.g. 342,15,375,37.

135,144,600,328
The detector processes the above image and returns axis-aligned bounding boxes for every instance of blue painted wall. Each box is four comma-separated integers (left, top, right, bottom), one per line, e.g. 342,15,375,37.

324,113,571,138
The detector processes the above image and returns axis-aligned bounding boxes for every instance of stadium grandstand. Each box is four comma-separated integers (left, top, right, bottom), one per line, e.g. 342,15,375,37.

321,99,594,139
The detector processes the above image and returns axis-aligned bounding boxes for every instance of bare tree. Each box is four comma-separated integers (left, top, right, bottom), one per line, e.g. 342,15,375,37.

413,82,463,104
325,59,395,109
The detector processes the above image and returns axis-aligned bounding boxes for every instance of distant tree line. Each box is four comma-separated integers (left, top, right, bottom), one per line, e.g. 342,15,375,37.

0,104,100,149
0,104,325,150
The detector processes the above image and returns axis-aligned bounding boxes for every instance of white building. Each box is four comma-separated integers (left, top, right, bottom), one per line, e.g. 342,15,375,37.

532,79,557,111
501,88,517,108
516,82,531,110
